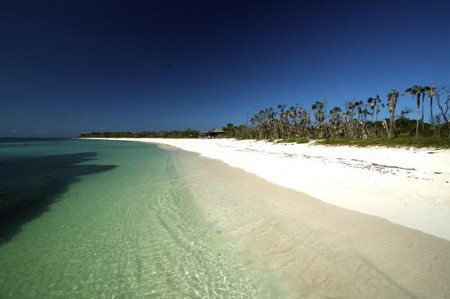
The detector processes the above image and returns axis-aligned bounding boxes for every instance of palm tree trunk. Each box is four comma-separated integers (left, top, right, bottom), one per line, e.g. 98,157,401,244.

389,109,395,139
416,94,420,138
430,96,436,137
421,93,425,130
384,119,391,139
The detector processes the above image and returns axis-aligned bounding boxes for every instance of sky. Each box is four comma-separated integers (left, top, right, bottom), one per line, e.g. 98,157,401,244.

1,0,449,137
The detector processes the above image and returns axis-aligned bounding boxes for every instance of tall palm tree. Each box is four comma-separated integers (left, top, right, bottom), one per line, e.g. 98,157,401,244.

367,95,381,122
277,104,287,139
419,86,426,130
329,106,342,137
312,101,326,137
375,99,384,122
425,84,436,136
345,100,356,137
297,106,311,137
312,101,324,125
367,97,376,122
387,88,399,139
405,85,424,138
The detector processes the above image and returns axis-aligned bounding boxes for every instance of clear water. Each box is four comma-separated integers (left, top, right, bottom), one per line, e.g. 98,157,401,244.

0,139,277,298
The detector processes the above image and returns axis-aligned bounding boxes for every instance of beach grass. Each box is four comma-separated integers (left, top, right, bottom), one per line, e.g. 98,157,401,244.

277,137,310,144
316,136,450,148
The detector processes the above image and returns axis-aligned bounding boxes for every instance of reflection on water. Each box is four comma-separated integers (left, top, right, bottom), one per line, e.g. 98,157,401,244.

0,152,116,244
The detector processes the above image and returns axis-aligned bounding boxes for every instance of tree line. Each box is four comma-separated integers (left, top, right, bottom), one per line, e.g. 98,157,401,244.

79,129,199,139
224,85,450,140
80,84,450,142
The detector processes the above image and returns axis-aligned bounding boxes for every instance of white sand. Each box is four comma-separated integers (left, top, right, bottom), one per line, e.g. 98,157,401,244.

171,147,450,297
89,138,450,241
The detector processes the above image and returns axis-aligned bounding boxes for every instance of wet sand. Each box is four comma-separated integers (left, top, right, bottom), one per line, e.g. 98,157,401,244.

89,138,450,241
171,146,450,298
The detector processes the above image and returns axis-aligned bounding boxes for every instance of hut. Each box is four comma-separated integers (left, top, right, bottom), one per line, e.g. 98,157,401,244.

208,128,225,138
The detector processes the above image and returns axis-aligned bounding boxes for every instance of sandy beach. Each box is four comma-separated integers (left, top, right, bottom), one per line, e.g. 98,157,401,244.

85,138,450,297
172,145,450,298
95,138,450,241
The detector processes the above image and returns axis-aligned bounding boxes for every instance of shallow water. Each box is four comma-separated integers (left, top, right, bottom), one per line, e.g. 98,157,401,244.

0,139,277,298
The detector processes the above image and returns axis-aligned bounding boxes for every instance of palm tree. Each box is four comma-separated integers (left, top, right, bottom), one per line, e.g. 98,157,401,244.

329,106,342,137
405,85,424,138
367,95,381,122
297,106,310,137
367,97,376,122
312,100,326,137
387,88,399,139
419,85,426,130
312,101,325,125
277,105,287,139
375,99,384,122
424,84,436,136
344,100,356,137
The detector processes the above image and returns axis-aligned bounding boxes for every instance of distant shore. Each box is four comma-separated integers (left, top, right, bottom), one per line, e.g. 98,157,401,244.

84,137,450,241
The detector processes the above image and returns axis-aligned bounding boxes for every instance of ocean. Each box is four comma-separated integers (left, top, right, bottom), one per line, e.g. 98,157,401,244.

0,138,277,298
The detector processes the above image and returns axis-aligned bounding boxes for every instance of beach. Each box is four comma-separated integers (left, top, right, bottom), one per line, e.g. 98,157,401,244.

96,138,450,241
172,145,450,298
5,0,450,296
84,138,450,297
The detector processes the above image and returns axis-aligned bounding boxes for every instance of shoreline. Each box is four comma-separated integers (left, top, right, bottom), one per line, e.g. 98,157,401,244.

169,143,450,297
84,138,450,241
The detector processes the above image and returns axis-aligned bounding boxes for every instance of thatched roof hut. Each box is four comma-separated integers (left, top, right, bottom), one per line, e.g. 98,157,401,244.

208,127,225,138
209,128,224,133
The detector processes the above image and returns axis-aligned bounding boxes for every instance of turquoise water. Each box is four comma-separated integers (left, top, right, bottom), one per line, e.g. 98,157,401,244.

0,139,276,298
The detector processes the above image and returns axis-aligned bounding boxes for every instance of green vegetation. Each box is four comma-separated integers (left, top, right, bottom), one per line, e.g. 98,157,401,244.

316,136,450,148
277,137,310,144
79,129,199,139
80,84,450,148
223,84,450,145
296,138,310,144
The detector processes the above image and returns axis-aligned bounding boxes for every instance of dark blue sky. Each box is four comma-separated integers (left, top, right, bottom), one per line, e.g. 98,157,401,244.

1,0,449,137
